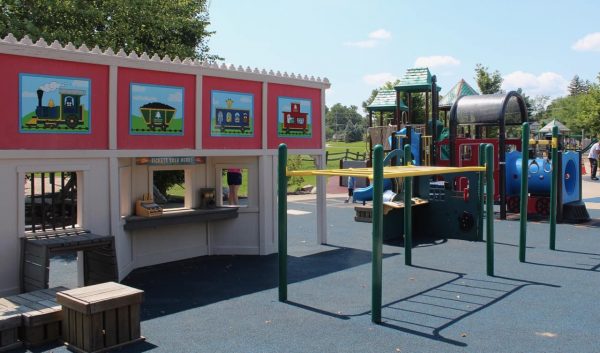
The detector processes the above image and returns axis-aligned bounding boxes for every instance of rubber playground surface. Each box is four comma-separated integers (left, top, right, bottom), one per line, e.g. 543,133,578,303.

30,179,600,353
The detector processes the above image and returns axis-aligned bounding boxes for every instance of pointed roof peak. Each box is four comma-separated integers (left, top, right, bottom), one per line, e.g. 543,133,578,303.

439,79,479,108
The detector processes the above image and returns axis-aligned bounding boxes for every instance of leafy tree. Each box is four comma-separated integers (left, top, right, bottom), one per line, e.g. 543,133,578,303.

326,103,365,141
515,88,533,118
474,64,503,94
567,75,590,96
547,82,600,136
530,95,551,122
0,0,220,61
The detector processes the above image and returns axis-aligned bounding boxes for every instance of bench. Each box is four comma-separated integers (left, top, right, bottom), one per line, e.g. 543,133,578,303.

21,230,118,292
0,287,66,350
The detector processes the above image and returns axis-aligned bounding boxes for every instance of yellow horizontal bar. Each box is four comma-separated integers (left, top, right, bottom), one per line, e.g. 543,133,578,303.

287,165,486,179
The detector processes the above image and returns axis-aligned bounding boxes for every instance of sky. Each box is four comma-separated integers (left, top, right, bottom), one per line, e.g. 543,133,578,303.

207,0,600,111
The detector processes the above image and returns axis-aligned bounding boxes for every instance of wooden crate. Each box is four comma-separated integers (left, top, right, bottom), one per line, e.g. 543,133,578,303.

57,282,144,353
1,287,66,348
0,306,22,352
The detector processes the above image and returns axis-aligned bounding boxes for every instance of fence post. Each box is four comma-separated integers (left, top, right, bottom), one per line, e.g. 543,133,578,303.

403,144,413,266
486,144,495,276
549,125,558,250
371,144,384,323
278,144,288,301
519,122,529,262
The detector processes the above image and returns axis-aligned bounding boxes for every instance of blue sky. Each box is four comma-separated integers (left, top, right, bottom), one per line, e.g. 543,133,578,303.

207,0,600,111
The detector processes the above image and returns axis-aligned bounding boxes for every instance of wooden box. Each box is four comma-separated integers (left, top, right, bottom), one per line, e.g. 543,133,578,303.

57,282,144,353
0,308,21,352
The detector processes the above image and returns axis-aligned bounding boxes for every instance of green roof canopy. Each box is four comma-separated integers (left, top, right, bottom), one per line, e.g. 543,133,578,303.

366,89,408,112
394,67,442,93
439,79,479,109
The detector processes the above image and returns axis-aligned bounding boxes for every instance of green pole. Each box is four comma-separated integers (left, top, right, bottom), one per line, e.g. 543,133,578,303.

519,122,529,262
486,144,495,276
403,144,412,266
278,144,288,301
549,125,559,250
371,144,384,323
477,143,486,242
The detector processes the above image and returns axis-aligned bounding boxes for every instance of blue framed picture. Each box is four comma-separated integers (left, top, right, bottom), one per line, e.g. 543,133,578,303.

130,83,184,136
277,97,311,138
210,90,254,137
19,73,91,134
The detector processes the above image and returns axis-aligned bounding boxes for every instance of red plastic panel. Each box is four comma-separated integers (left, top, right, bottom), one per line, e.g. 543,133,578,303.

0,54,109,149
201,76,262,149
118,68,195,149
267,83,322,149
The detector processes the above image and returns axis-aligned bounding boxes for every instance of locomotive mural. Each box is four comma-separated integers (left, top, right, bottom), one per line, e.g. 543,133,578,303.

130,83,184,136
211,90,254,137
20,74,91,133
278,97,311,137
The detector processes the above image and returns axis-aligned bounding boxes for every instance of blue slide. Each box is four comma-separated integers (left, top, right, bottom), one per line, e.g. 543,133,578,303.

353,178,393,203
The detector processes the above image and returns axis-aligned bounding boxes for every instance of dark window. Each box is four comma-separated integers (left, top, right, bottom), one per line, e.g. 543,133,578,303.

25,172,78,232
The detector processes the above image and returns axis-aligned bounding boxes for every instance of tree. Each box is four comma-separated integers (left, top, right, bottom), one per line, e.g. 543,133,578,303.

567,75,590,96
0,0,220,61
530,95,551,122
515,88,533,118
474,64,503,94
326,103,365,141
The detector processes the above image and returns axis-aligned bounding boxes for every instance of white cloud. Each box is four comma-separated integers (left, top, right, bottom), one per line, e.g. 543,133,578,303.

239,96,252,104
133,95,158,101
344,29,391,48
502,71,569,98
414,55,460,69
131,85,147,93
344,39,378,48
71,80,89,88
572,32,600,52
168,91,182,103
363,72,397,86
369,29,391,40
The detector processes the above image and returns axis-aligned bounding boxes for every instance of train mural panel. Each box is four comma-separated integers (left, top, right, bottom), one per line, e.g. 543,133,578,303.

129,83,184,136
19,73,91,133
278,97,311,137
210,90,254,137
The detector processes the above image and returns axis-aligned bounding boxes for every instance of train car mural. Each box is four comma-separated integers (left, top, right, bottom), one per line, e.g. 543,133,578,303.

129,83,184,136
20,74,91,133
139,102,176,131
278,97,311,137
211,90,254,137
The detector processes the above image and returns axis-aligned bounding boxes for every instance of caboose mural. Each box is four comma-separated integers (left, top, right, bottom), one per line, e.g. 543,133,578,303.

283,102,308,133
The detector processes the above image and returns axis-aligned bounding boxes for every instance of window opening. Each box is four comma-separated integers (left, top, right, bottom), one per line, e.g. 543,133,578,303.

25,171,77,233
152,170,186,209
221,168,249,207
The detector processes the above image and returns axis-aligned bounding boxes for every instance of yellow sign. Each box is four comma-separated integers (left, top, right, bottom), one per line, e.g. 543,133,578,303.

551,137,558,149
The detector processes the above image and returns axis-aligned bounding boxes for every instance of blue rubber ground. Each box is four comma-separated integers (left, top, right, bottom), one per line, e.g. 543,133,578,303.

30,197,600,353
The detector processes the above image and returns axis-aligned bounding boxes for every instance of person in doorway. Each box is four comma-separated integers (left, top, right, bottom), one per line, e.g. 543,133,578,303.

345,176,355,203
227,168,242,205
589,140,600,181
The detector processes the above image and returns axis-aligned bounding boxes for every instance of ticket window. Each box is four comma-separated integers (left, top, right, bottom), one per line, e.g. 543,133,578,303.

217,167,249,207
149,168,192,210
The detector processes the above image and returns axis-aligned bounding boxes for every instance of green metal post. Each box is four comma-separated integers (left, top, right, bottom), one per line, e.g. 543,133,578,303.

519,122,529,262
477,143,486,242
371,144,384,323
403,144,412,266
549,125,559,250
278,144,288,301
485,144,495,276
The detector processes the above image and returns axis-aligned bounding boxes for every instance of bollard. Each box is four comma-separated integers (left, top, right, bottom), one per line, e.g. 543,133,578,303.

478,143,486,242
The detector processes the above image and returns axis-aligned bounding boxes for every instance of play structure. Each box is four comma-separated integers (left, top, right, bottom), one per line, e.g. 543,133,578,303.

360,68,589,223
278,142,495,323
0,34,330,296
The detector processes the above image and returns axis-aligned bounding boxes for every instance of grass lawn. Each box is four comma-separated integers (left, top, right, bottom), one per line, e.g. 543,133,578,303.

287,140,369,192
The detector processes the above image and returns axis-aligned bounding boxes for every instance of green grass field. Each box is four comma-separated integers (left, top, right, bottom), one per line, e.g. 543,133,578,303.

131,115,183,134
287,140,369,192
